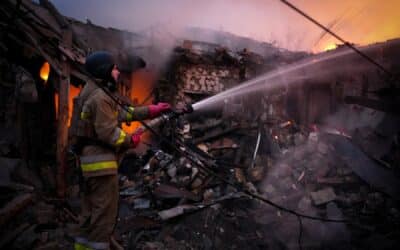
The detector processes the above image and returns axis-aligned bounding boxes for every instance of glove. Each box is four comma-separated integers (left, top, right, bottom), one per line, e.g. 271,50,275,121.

148,102,171,118
131,128,144,148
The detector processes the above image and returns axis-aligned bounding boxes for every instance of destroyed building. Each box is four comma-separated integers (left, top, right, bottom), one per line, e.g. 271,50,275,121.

1,0,400,250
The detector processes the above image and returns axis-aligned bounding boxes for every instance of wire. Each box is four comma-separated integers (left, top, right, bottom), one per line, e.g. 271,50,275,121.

297,215,303,250
279,0,395,80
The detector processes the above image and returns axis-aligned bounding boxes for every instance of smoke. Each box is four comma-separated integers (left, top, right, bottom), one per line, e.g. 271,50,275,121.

323,106,385,133
53,0,400,54
120,24,180,73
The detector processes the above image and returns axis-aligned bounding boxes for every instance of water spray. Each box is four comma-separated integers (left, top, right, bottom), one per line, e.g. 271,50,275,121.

192,45,375,112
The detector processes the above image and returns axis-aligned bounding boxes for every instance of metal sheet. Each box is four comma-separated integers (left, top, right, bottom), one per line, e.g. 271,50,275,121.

325,134,400,199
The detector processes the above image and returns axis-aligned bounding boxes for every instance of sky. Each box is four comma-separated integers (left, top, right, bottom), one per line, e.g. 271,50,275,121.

51,0,400,52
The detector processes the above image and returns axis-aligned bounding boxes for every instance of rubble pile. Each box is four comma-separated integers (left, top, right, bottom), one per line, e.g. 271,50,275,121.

89,107,399,249
0,157,78,249
257,127,400,249
2,108,400,249
1,1,400,250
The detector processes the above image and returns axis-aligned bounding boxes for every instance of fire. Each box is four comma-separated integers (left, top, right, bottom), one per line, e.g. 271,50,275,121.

323,43,337,52
129,69,154,106
69,85,82,126
122,69,155,134
54,84,82,126
54,92,58,119
312,41,340,53
39,61,50,82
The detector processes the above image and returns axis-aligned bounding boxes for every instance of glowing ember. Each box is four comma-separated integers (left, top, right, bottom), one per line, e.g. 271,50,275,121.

279,121,292,128
54,92,58,119
40,61,50,82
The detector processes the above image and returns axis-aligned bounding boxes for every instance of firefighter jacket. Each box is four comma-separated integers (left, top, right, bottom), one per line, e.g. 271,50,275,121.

77,80,150,177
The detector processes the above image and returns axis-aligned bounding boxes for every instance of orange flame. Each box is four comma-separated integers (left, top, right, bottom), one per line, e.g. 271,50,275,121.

323,43,337,52
54,84,82,126
68,85,82,126
122,70,155,134
54,92,58,119
40,61,50,83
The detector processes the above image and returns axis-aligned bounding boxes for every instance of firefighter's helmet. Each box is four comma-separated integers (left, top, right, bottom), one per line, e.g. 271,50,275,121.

85,51,116,81
119,53,146,73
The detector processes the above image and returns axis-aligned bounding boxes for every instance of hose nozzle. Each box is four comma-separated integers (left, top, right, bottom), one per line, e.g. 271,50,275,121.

173,103,193,115
138,104,193,133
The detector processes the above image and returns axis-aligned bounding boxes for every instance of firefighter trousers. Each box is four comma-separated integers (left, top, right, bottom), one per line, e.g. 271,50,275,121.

75,174,118,250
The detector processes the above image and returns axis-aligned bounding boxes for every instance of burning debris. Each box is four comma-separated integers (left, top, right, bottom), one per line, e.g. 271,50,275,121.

1,0,400,250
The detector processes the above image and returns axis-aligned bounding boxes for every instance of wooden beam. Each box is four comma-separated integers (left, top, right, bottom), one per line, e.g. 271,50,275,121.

39,0,69,28
0,181,35,192
56,28,72,198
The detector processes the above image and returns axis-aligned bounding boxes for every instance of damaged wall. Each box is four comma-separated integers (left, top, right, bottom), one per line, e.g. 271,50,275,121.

1,1,400,249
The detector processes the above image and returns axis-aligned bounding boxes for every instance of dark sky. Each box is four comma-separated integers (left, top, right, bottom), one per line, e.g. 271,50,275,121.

51,0,400,52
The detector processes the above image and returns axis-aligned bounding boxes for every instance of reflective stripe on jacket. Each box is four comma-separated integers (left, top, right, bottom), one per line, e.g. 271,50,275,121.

74,237,109,250
118,105,150,122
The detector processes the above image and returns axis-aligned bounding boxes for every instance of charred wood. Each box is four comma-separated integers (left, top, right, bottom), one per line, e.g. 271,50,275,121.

0,193,33,227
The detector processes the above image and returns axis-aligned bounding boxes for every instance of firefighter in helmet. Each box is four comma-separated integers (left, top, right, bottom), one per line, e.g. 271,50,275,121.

72,51,170,250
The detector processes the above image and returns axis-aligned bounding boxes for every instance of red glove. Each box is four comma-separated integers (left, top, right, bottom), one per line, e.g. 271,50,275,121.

131,129,144,148
148,102,171,118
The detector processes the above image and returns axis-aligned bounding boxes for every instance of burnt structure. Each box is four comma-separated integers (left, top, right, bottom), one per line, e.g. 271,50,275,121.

1,0,400,250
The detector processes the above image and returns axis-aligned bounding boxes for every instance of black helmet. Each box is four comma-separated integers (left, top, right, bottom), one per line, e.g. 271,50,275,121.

85,51,115,81
119,53,146,73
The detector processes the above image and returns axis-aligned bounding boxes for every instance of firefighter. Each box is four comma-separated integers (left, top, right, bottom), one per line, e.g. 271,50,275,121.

73,51,170,250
